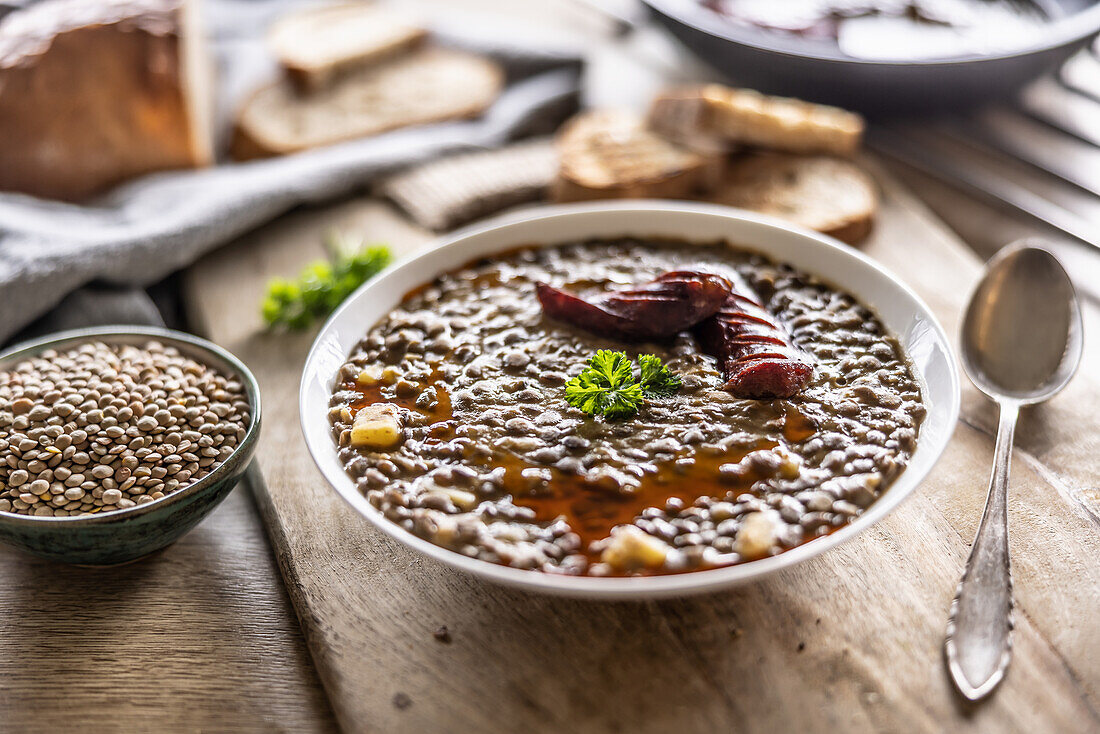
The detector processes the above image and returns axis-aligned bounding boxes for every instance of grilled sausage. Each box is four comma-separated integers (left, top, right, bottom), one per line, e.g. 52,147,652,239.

694,274,812,399
537,270,732,341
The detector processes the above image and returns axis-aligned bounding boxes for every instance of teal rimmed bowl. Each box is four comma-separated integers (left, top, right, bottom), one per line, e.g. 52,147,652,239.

0,326,261,565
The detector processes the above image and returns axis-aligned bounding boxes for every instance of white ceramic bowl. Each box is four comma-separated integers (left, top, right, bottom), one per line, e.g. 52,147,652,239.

301,202,960,599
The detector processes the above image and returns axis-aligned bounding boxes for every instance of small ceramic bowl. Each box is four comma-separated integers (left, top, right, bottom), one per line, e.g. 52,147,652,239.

0,326,261,565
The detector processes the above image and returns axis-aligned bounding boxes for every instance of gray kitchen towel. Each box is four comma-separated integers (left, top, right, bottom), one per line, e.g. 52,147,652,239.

13,288,166,343
0,0,583,344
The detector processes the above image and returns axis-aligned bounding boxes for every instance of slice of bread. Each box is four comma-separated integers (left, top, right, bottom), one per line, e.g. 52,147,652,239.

551,109,723,202
0,0,213,200
381,138,558,231
268,2,427,92
646,87,729,156
231,46,503,160
650,85,864,157
707,152,876,244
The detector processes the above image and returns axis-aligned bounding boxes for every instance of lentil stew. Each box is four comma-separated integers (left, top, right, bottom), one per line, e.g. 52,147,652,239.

328,238,926,576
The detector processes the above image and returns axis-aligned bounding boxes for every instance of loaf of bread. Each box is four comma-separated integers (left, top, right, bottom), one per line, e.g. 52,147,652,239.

707,152,877,244
649,85,864,157
268,2,427,92
0,0,213,201
231,46,503,160
552,109,723,202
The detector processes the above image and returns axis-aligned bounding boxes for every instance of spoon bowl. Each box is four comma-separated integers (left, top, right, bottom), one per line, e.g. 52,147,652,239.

961,243,1083,403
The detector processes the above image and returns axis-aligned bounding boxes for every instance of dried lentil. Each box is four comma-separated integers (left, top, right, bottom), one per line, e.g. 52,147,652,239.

0,340,250,517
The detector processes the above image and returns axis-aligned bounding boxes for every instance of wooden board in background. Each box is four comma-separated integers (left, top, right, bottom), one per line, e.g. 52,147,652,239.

184,171,1100,733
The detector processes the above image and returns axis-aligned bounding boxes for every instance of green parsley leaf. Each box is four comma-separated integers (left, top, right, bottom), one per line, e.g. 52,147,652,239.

565,350,643,419
637,353,682,397
564,350,679,420
262,233,392,329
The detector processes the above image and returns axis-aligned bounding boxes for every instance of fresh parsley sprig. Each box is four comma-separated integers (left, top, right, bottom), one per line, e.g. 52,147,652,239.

564,350,681,420
636,354,682,397
262,233,392,329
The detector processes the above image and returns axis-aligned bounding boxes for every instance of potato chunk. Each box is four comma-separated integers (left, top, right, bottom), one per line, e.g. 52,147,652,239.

600,525,670,571
355,366,384,386
734,511,780,560
349,403,403,449
355,365,400,386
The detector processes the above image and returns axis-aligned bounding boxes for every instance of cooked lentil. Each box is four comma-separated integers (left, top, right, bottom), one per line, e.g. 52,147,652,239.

0,340,250,517
329,239,926,576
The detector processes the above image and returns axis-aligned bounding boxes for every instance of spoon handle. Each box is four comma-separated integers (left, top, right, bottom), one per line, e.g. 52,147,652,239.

946,400,1018,701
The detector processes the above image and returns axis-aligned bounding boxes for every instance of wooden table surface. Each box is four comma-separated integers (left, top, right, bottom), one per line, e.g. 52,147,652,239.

182,165,1100,734
3,2,1100,732
0,478,337,732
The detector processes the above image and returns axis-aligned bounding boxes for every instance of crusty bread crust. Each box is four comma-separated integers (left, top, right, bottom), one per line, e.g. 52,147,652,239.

268,2,427,92
0,0,213,200
706,152,877,245
227,123,272,164
552,109,724,203
231,46,503,159
819,216,874,245
650,85,863,158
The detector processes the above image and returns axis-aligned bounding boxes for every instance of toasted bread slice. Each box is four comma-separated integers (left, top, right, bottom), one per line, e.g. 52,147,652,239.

707,152,876,244
704,85,864,155
551,109,723,202
646,87,729,156
650,85,863,157
268,2,427,92
231,46,503,160
382,138,558,230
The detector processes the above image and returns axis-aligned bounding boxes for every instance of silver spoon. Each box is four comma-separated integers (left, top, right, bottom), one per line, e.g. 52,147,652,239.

946,241,1083,701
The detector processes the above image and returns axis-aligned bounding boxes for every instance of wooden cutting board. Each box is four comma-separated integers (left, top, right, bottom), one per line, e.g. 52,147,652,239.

183,163,1100,733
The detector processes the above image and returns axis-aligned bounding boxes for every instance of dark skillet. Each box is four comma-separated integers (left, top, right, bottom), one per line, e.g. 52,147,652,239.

642,0,1100,115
